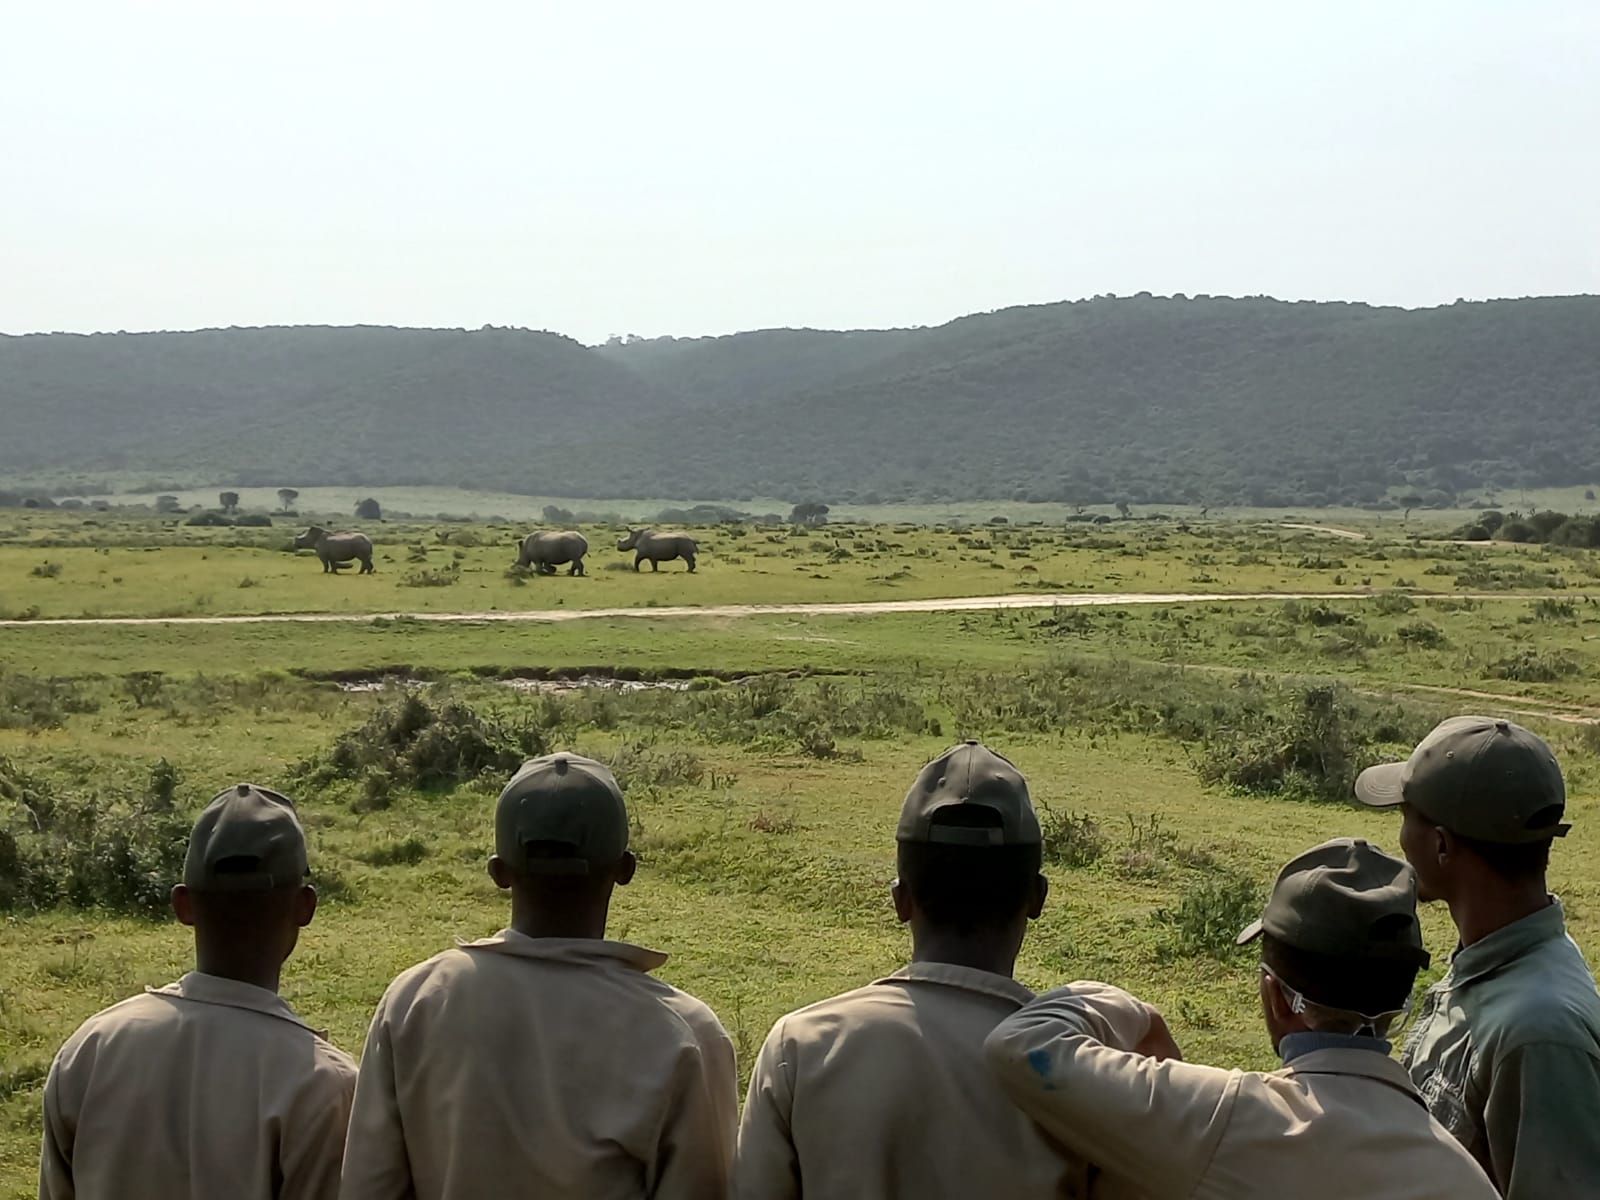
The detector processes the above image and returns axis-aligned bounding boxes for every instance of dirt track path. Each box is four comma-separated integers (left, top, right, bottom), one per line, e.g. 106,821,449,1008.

0,589,1579,628
0,590,1380,628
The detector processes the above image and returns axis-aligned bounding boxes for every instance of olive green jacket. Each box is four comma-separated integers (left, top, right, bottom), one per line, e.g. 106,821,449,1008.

1403,899,1600,1198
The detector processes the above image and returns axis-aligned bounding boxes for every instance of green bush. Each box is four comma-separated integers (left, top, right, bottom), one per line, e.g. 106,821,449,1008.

0,671,100,731
1491,650,1581,683
1039,805,1106,868
298,692,546,791
1396,620,1447,648
1155,871,1261,959
0,759,191,915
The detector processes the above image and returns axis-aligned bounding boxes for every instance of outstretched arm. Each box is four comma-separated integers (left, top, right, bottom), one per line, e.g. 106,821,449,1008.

985,982,1237,1200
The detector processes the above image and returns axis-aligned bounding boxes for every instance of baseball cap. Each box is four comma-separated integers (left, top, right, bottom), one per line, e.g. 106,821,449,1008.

1354,716,1569,844
495,753,629,874
1237,837,1429,969
897,740,1042,847
183,784,310,892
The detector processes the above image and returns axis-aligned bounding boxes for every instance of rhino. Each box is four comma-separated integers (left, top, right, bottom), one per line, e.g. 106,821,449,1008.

617,529,697,572
515,530,589,576
293,526,374,574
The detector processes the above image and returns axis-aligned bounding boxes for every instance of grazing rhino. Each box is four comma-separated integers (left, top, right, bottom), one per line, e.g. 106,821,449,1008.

515,530,589,576
617,529,697,572
293,526,374,574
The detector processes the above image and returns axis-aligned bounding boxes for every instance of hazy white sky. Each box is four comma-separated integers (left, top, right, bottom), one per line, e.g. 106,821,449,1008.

3,0,1597,343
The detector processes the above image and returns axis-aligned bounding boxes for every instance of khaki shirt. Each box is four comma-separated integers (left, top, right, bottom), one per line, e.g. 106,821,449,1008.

340,931,737,1200
986,981,1499,1200
1402,899,1600,1198
40,972,357,1200
736,963,1104,1200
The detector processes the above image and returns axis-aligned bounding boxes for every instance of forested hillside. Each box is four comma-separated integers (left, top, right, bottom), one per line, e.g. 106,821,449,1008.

4,296,1598,505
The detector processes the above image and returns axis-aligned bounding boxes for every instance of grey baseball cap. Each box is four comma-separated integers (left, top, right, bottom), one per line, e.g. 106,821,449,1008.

897,740,1042,846
1355,716,1569,844
1237,837,1429,969
183,784,310,892
495,753,629,874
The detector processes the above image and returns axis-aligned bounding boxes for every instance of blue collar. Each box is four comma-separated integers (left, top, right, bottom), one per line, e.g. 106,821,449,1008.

1278,1031,1393,1064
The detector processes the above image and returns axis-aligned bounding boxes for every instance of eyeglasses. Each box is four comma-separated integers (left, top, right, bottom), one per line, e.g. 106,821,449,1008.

1260,965,1415,1036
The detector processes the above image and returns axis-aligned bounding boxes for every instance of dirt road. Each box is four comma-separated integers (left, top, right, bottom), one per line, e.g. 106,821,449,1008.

0,590,1375,628
0,589,1570,628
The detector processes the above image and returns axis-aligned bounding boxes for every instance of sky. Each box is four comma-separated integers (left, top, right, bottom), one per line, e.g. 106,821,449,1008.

3,0,1597,344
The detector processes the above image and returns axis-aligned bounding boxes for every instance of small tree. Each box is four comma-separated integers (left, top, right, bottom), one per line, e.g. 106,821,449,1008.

155,495,181,514
219,491,240,514
1114,500,1133,520
276,488,299,511
789,501,830,526
1399,493,1423,521
355,497,382,520
542,504,576,524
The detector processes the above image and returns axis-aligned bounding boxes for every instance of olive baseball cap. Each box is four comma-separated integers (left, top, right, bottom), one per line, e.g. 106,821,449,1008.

1355,716,1569,844
183,784,310,892
897,740,1042,846
1237,837,1430,969
495,753,629,874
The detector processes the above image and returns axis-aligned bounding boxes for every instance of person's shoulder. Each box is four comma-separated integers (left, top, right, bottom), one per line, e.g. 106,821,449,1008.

760,980,911,1049
645,978,733,1053
55,990,177,1055
1477,939,1600,1054
375,945,477,1007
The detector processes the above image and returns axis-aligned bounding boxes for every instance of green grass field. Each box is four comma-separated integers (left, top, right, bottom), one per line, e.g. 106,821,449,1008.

2,509,1598,1197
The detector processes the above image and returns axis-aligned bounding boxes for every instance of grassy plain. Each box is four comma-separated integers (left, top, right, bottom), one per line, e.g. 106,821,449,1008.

2,509,1599,1197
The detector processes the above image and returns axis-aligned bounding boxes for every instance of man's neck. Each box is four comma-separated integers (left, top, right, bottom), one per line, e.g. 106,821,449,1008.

193,957,281,993
1449,883,1551,948
910,931,1018,979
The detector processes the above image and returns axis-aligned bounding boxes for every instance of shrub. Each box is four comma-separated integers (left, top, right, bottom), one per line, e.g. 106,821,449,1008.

0,759,191,916
0,672,100,731
1155,871,1261,959
29,561,63,578
234,513,273,527
400,563,461,588
356,836,430,867
1396,620,1447,648
185,511,233,527
298,693,546,791
1490,650,1581,683
1533,598,1577,621
1371,590,1416,616
1039,805,1106,868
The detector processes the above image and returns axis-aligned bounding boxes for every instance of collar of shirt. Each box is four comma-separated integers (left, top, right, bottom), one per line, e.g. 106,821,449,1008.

146,971,324,1036
876,962,1036,1006
1444,897,1567,988
457,928,669,973
1278,1031,1393,1064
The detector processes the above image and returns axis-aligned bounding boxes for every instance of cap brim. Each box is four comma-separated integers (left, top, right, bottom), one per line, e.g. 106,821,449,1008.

1235,918,1265,946
1354,762,1406,808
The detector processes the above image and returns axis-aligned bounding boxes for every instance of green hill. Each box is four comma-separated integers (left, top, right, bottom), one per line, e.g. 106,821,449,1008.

4,296,1598,506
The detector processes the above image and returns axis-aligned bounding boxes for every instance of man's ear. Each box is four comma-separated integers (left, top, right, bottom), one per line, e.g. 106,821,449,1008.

487,855,515,891
172,884,195,927
890,876,914,925
1027,873,1049,921
295,884,318,929
1435,825,1458,867
615,850,638,887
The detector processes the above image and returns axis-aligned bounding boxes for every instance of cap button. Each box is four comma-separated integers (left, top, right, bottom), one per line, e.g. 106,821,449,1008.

236,783,250,796
554,756,569,774
964,738,979,746
1495,720,1510,733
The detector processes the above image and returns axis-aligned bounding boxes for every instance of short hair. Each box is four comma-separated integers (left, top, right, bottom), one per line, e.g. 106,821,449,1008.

1455,833,1552,883
1261,933,1418,1019
896,809,1042,932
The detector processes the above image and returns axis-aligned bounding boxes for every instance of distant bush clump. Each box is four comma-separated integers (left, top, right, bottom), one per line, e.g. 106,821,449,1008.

0,757,191,915
295,692,545,794
1155,871,1261,959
